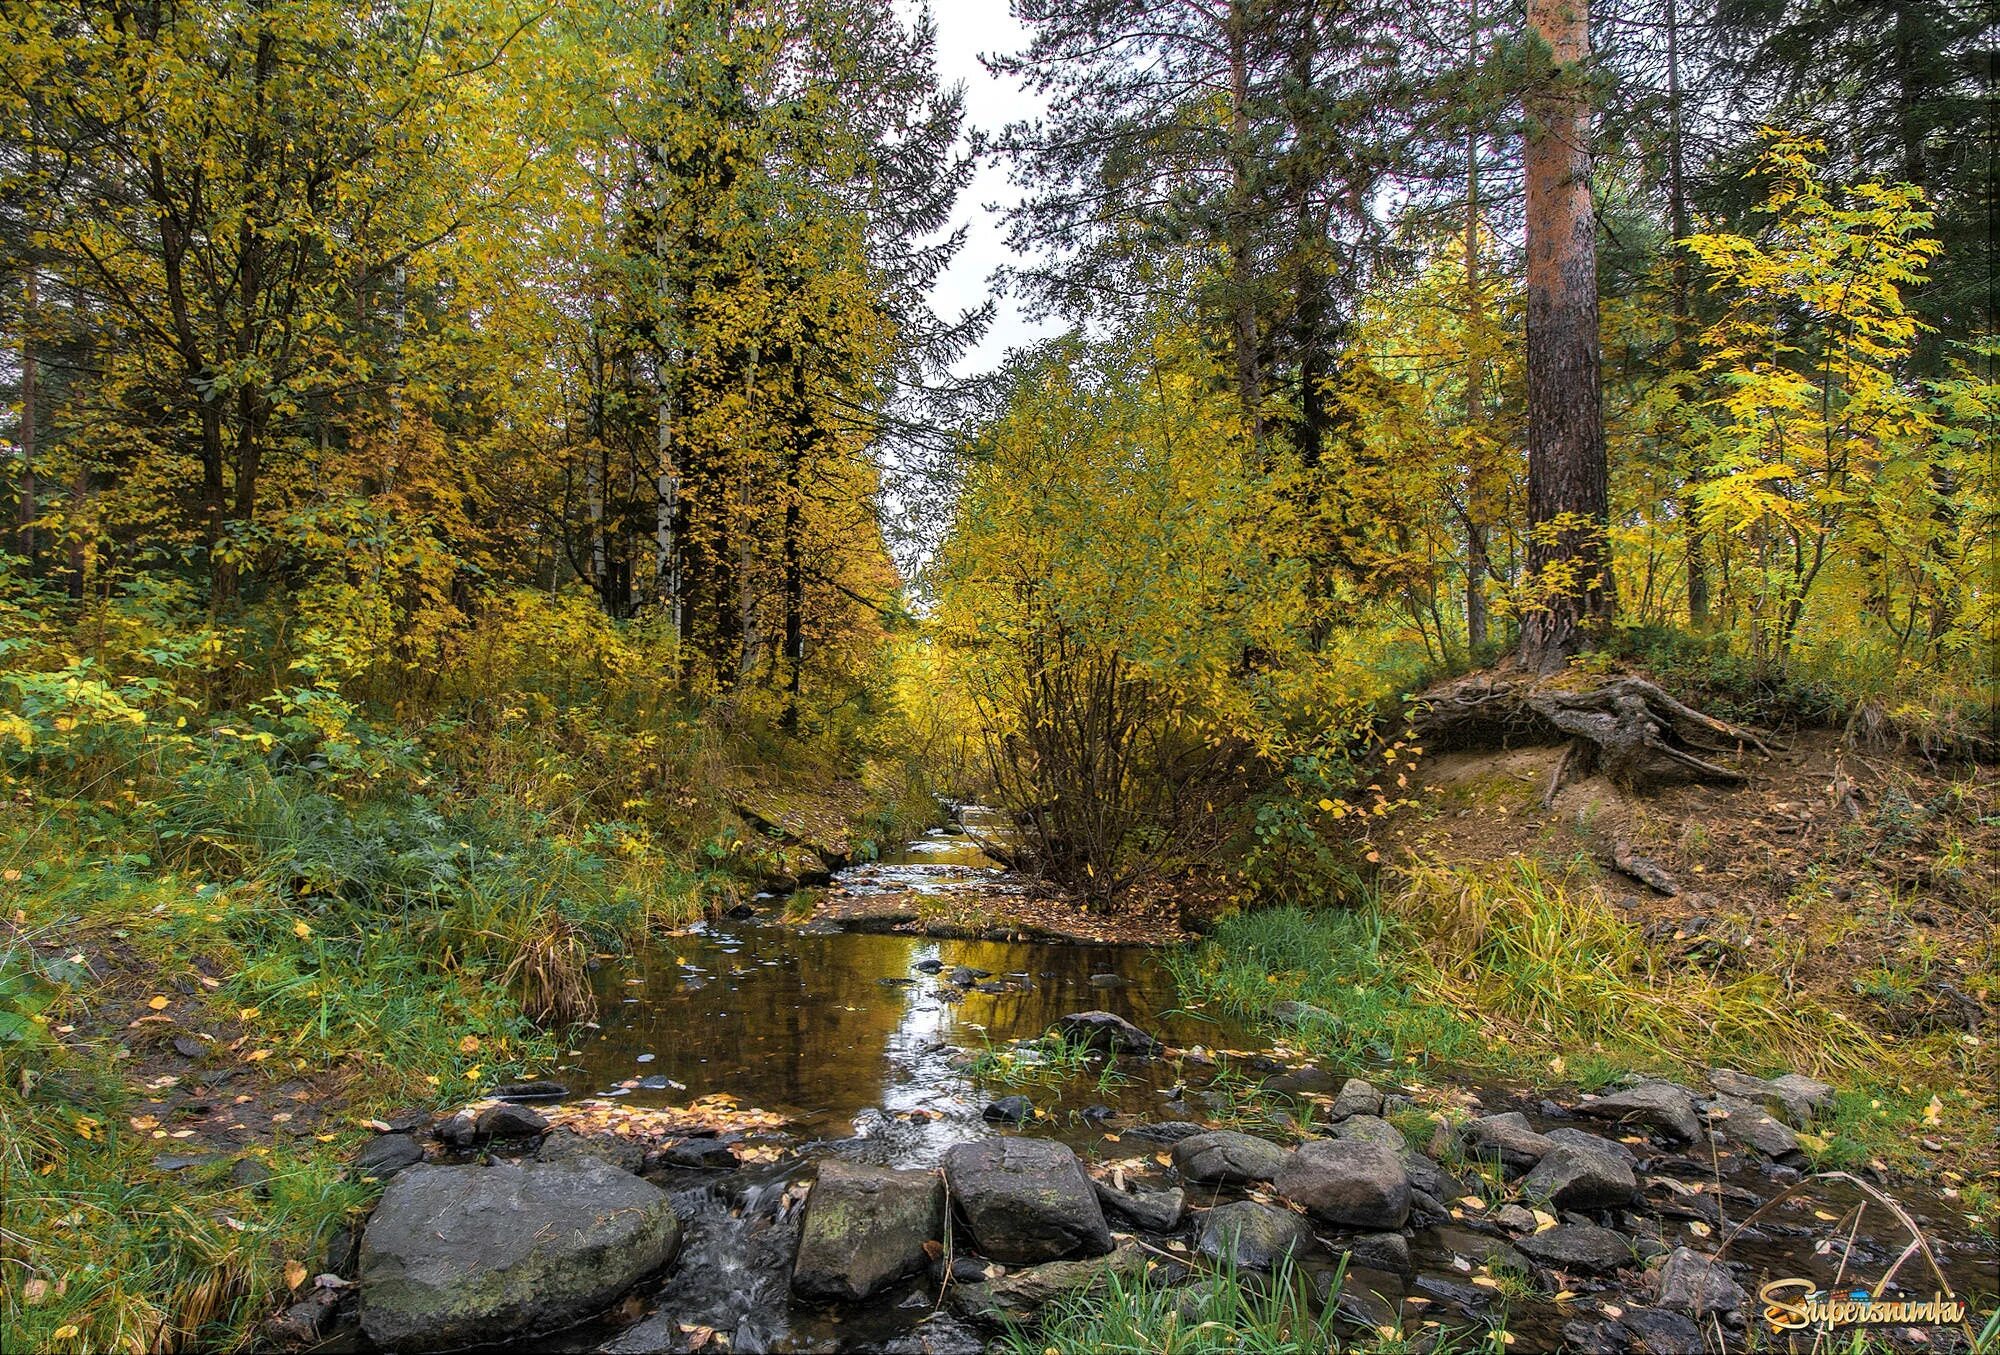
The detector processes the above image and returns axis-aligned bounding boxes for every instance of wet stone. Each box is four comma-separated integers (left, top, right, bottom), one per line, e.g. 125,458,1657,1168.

1269,999,1336,1028
1707,1095,1801,1158
1094,1180,1186,1231
1653,1245,1747,1316
1275,1140,1411,1230
1518,1143,1638,1211
1172,1130,1288,1185
791,1158,945,1302
652,1138,737,1171
535,1126,644,1175
981,1095,1034,1124
1330,1115,1405,1152
1196,1200,1314,1270
1515,1223,1633,1276
474,1102,549,1139
1577,1082,1701,1143
1544,1126,1638,1164
1464,1111,1555,1173
942,1137,1112,1265
948,1240,1145,1326
1052,1010,1162,1056
1338,1231,1411,1274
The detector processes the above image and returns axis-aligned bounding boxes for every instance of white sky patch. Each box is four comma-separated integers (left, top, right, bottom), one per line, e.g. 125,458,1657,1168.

912,0,1064,376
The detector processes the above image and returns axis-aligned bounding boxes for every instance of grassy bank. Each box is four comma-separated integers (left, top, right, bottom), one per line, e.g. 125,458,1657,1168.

0,578,933,1353
1170,865,1995,1195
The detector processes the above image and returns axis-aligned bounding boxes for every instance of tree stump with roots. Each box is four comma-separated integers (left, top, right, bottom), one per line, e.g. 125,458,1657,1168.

1409,671,1774,803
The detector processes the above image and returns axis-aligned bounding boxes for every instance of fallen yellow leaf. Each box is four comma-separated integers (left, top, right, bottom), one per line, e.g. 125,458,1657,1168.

284,1260,307,1291
148,995,170,1010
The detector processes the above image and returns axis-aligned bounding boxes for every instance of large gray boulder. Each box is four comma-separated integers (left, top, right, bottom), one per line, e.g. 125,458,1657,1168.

1273,1139,1410,1230
1172,1130,1288,1184
1052,1011,1162,1056
359,1159,680,1352
1518,1142,1637,1210
941,1138,1112,1265
1707,1095,1801,1158
1195,1201,1315,1270
792,1158,945,1302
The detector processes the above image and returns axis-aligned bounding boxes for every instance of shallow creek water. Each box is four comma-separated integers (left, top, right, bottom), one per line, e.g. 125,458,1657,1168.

516,813,1996,1354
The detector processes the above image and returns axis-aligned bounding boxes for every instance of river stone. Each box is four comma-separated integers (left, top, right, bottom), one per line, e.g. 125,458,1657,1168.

534,1127,643,1175
1518,1142,1637,1210
942,1138,1111,1264
474,1102,549,1139
1544,1126,1638,1164
1331,1115,1405,1152
1709,1068,1834,1126
491,1079,568,1101
1196,1201,1314,1270
1052,1011,1162,1056
1093,1180,1185,1231
1709,1095,1801,1158
1577,1083,1701,1143
1274,1140,1410,1230
1563,1308,1704,1355
948,1240,1147,1326
1464,1112,1555,1173
358,1159,680,1352
1653,1245,1746,1316
353,1134,425,1180
883,1313,987,1355
1339,1230,1411,1273
982,1095,1034,1124
1124,1121,1208,1143
653,1138,737,1171
1172,1130,1288,1184
791,1158,944,1302
1515,1223,1632,1276
1330,1078,1383,1120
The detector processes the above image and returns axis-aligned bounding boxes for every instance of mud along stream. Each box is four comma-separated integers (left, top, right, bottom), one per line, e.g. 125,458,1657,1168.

318,812,1998,1355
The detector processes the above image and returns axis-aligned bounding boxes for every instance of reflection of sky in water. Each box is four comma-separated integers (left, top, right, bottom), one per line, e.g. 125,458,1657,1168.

570,901,1240,1154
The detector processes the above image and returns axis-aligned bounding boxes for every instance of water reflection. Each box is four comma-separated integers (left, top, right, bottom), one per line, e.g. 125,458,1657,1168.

572,914,1239,1157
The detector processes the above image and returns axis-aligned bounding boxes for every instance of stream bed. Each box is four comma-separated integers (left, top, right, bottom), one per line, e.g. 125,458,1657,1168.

470,813,1996,1354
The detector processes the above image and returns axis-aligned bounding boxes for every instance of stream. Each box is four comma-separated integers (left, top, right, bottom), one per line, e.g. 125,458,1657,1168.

495,812,1995,1354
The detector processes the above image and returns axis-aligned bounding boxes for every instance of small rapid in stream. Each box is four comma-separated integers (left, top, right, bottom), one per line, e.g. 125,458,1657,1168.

478,811,1996,1355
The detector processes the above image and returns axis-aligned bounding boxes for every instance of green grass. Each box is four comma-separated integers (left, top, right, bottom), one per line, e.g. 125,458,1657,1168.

999,1256,1498,1355
1172,862,1994,1178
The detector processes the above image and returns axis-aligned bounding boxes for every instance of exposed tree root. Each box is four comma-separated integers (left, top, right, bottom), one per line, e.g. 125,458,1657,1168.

1411,670,1776,795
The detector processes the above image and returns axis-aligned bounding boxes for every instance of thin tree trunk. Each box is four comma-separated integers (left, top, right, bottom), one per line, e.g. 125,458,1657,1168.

1463,0,1491,654
1665,0,1709,627
1519,0,1612,672
1225,0,1262,450
15,266,35,563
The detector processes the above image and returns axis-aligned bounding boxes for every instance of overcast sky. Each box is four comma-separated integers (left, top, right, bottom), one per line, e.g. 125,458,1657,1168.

916,2,1064,376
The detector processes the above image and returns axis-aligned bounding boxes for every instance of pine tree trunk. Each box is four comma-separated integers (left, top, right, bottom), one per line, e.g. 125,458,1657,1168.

1519,0,1611,673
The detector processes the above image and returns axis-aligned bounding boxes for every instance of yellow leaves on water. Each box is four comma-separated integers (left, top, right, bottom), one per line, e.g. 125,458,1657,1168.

535,1094,788,1143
